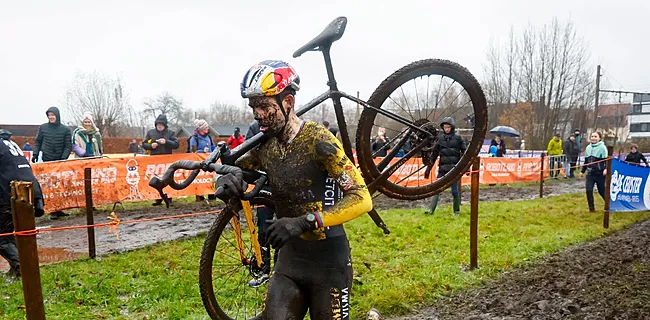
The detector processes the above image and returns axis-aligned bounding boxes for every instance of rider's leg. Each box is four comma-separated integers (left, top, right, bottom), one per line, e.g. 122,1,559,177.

307,238,353,320
263,273,308,320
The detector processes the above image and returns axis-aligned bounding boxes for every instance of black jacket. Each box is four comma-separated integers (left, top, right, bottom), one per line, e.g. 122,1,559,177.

33,106,72,162
562,138,579,160
430,117,467,176
625,151,648,166
0,136,45,216
142,115,179,155
490,139,506,157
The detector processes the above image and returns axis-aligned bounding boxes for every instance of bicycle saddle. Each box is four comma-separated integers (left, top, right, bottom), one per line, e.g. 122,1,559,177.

293,16,347,58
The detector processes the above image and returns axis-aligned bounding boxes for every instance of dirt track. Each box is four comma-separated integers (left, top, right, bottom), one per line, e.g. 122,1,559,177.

390,218,650,320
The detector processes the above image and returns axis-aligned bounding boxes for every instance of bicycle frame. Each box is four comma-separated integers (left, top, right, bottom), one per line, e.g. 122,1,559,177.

223,46,432,187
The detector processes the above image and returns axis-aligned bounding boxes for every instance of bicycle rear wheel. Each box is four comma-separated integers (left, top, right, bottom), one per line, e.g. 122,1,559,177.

355,59,487,200
199,198,272,320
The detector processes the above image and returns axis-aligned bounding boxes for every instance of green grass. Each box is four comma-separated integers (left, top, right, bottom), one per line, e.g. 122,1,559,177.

2,194,650,319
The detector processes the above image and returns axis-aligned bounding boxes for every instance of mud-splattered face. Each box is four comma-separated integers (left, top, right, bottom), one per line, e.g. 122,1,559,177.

249,96,292,136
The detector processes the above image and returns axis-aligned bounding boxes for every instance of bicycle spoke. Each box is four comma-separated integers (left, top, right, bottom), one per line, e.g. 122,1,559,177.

388,96,414,121
414,77,421,112
435,97,473,123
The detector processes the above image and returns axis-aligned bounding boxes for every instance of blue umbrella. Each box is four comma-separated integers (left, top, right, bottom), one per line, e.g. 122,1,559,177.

490,126,520,137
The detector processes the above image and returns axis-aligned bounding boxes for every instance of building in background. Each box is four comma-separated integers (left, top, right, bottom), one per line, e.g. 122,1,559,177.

628,93,650,140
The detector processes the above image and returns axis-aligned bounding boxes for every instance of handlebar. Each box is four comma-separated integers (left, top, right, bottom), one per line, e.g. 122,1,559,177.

148,157,268,208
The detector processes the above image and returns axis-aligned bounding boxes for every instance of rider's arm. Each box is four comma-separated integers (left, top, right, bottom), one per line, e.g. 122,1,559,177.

234,149,262,171
313,132,372,228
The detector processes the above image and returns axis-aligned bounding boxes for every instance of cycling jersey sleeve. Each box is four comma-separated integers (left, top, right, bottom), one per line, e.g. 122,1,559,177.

235,149,262,171
313,129,372,228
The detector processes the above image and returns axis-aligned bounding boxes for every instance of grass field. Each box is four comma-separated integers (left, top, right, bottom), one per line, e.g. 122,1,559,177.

2,193,649,320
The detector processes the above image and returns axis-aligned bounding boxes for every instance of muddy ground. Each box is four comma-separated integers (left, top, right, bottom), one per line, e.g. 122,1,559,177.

390,218,650,320
1,178,583,270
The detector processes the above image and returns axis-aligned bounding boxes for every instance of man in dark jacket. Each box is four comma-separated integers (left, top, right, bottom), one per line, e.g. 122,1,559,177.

0,129,45,277
625,144,648,167
424,117,467,216
32,106,72,163
142,114,179,155
142,114,179,205
563,135,579,178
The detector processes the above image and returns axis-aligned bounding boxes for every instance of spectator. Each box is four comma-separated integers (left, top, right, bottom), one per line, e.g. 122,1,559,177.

547,133,563,178
574,129,582,166
226,127,245,150
0,129,46,277
22,141,32,151
189,119,215,154
33,106,71,219
579,132,608,212
490,135,506,157
520,139,526,151
189,119,216,202
128,139,139,153
72,112,103,158
142,114,179,206
424,117,466,216
371,133,390,157
625,144,648,167
33,106,72,163
563,135,579,178
323,120,340,137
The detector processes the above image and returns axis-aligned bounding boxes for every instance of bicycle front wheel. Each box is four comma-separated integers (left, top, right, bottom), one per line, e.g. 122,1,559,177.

356,59,487,200
199,198,272,320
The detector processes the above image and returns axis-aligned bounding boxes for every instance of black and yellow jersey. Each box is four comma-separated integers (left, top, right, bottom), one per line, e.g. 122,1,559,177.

236,121,372,240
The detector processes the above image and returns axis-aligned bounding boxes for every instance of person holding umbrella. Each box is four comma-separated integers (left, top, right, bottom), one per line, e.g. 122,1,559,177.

489,126,520,157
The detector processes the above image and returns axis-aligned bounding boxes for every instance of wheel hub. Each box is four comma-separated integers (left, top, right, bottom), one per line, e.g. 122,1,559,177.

410,119,438,165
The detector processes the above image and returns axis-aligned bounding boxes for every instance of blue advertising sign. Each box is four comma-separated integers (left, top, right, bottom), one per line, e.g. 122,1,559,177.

609,158,650,212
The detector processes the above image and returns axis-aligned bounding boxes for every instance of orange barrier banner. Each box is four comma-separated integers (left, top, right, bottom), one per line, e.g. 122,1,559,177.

33,154,547,212
370,156,546,187
480,157,547,184
32,154,211,213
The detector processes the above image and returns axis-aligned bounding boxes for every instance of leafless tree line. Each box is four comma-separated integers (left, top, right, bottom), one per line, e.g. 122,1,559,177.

483,17,595,149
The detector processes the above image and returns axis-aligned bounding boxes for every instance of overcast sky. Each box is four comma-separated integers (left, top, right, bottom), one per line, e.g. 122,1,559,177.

1,0,648,125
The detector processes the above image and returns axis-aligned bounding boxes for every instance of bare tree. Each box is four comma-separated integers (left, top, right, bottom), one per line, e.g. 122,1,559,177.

206,101,254,125
64,72,139,137
142,92,189,128
483,17,594,149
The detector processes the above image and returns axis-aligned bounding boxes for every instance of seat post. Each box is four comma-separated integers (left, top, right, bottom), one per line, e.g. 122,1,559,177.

321,46,339,91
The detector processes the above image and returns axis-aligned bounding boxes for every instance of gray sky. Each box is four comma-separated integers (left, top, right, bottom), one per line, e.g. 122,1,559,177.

1,0,648,125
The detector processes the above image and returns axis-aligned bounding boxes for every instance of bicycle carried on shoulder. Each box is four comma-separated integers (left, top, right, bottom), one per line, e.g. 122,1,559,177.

149,16,487,320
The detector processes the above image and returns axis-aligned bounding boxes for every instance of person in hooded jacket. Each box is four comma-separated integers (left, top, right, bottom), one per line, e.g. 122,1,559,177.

0,129,46,277
624,144,648,167
33,106,72,163
72,111,103,158
423,117,467,216
142,114,179,205
579,132,608,212
142,114,179,155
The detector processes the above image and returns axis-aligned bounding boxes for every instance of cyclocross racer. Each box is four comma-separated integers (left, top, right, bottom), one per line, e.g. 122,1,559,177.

215,60,372,320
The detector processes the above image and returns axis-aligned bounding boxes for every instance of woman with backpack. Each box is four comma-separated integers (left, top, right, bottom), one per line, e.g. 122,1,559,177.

188,119,215,153
189,119,216,201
